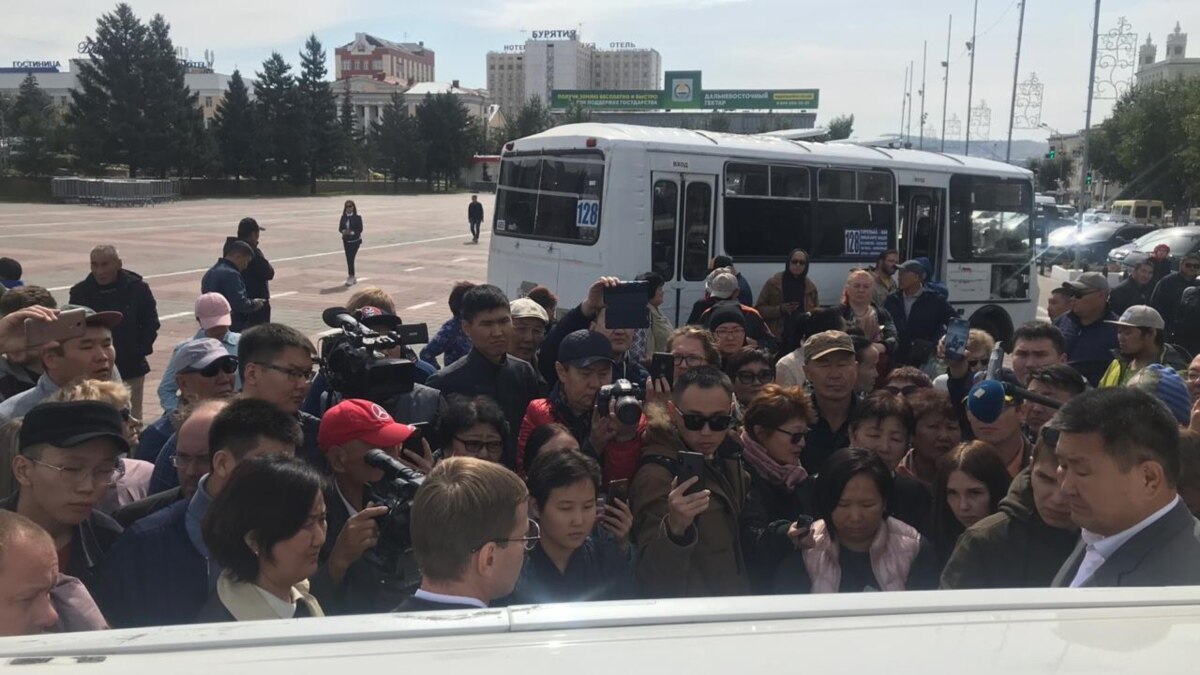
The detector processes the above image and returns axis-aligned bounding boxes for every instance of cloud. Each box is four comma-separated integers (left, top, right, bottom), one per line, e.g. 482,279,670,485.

451,0,750,31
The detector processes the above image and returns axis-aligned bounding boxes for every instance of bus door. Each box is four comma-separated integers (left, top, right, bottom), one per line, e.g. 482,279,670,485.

650,172,717,325
898,185,946,281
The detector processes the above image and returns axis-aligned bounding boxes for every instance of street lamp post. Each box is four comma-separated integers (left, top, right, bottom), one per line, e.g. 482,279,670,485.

965,0,979,156
941,14,952,152
1080,0,1102,213
1006,1,1028,163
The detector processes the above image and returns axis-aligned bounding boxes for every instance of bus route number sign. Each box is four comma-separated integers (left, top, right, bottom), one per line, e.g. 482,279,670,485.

576,200,600,229
844,229,889,256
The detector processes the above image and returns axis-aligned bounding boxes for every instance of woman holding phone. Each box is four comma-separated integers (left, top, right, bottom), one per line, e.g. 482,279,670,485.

338,200,364,287
756,248,819,339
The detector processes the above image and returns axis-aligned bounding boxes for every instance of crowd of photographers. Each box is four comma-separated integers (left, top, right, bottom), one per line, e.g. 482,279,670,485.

2,234,1200,638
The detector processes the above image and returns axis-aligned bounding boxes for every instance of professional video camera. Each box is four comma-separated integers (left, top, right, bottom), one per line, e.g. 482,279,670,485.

361,449,424,582
596,378,645,425
318,306,428,405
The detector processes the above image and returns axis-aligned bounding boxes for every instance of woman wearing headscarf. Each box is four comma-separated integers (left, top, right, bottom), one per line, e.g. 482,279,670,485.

756,248,819,339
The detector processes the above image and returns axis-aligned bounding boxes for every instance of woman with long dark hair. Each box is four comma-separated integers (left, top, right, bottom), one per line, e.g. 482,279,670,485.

339,200,364,286
931,441,1012,563
756,247,819,343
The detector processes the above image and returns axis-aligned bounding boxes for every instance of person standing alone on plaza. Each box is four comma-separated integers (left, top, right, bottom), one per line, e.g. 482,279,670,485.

69,245,159,420
468,194,485,244
339,200,364,286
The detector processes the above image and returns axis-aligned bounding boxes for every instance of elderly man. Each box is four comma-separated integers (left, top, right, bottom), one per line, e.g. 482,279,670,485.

1054,272,1118,387
884,259,957,367
135,337,237,463
69,245,159,419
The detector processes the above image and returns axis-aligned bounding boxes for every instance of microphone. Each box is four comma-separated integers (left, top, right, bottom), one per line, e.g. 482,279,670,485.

322,306,361,331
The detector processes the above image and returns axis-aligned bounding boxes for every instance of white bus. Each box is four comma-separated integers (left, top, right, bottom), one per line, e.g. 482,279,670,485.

488,124,1037,346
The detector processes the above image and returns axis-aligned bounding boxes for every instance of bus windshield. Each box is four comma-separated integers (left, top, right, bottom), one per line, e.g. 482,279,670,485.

949,174,1033,260
494,152,605,244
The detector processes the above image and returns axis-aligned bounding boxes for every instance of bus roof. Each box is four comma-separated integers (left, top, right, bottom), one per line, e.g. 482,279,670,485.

510,123,1034,180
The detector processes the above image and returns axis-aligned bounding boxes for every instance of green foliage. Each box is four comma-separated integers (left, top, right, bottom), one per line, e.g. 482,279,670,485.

338,79,366,178
557,102,593,126
369,93,425,183
416,92,474,189
1090,79,1200,218
11,74,65,176
297,34,340,193
212,70,256,181
1026,155,1075,193
140,14,205,178
503,95,554,144
827,114,854,141
253,52,304,183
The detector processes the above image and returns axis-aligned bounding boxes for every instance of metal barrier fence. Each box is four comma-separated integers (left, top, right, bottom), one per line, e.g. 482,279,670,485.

52,178,180,206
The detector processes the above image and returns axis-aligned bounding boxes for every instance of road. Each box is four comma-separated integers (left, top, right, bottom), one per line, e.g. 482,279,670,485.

0,194,489,420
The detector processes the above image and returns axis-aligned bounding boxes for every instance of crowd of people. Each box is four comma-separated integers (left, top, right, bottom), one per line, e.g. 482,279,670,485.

2,231,1200,638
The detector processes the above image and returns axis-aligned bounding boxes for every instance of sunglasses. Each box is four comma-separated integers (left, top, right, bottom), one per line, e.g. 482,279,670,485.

183,356,238,377
735,369,775,385
678,412,734,432
772,427,807,445
884,384,926,396
966,358,987,369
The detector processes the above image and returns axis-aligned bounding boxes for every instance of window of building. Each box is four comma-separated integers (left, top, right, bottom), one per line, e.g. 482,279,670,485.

342,59,351,72
205,96,213,108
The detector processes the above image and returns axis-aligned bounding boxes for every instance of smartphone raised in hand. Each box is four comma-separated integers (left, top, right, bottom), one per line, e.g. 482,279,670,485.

944,317,970,361
677,451,706,496
402,422,429,454
650,352,675,388
606,478,629,505
24,308,86,347
602,281,651,329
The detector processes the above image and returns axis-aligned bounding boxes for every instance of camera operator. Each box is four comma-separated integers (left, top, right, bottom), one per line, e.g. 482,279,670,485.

518,330,645,482
308,399,430,614
355,306,447,427
396,456,531,611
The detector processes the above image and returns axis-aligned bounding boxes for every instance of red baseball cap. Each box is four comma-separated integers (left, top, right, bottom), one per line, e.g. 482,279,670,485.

317,399,417,450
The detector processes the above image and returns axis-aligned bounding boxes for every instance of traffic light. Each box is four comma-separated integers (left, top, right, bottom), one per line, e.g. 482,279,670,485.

1048,148,1057,160
1086,172,1093,186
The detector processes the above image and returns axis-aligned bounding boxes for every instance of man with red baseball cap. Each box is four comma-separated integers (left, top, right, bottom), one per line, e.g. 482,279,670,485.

311,398,430,614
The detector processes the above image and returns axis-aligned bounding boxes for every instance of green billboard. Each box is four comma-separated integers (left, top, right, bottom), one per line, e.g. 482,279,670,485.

663,70,703,109
703,89,819,110
550,70,819,112
550,90,663,110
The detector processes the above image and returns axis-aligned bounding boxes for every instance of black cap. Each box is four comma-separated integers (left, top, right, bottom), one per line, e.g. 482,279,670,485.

557,329,614,368
19,401,130,455
712,255,734,269
237,217,265,237
708,304,746,331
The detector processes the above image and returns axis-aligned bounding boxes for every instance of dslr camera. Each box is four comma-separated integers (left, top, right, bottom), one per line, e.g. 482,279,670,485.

596,378,644,425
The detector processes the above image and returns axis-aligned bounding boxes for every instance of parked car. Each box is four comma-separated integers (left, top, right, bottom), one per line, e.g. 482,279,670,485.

1108,226,1200,273
1040,221,1156,269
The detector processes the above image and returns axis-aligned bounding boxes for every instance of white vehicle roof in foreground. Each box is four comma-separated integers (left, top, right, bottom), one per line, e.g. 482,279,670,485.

510,123,1033,180
3,588,1200,673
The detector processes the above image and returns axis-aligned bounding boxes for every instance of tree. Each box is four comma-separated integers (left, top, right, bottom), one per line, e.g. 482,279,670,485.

69,3,149,174
253,52,304,182
297,34,340,193
503,95,553,144
828,114,855,140
212,70,256,182
369,93,425,185
11,74,63,176
557,102,593,126
139,13,205,178
337,79,366,178
416,92,473,189
1026,155,1075,194
1090,79,1200,218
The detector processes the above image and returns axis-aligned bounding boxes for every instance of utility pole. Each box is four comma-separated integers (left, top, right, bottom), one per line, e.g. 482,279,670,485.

1080,0,1102,212
906,59,914,145
965,0,979,156
941,14,953,152
1006,0,1028,163
919,41,928,150
899,62,910,141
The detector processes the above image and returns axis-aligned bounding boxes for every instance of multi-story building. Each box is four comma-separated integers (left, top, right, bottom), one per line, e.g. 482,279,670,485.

335,33,434,83
1136,23,1200,87
335,77,504,138
486,37,662,117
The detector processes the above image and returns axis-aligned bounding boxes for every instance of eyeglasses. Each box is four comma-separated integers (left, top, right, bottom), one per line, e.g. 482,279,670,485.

735,369,775,385
714,327,745,339
771,427,808,445
678,412,734,432
884,384,926,396
454,436,504,459
182,357,238,378
473,517,540,552
29,458,124,488
171,454,212,469
252,361,316,382
672,354,707,367
966,359,987,369
1040,426,1061,449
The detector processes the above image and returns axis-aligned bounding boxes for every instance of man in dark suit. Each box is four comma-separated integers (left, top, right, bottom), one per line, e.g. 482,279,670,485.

395,457,531,612
1050,387,1200,587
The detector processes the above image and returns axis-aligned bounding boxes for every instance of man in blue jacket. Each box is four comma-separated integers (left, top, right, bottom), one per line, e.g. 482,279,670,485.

92,398,301,628
200,239,264,332
884,260,958,367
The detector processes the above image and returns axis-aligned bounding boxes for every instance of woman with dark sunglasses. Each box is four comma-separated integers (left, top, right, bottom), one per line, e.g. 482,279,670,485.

629,366,751,598
723,347,775,411
738,384,818,593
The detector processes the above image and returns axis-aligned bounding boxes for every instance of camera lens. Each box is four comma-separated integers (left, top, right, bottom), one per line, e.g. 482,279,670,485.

615,396,642,425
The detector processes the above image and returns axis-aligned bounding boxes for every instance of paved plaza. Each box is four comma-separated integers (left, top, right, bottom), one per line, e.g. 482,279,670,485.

0,193,489,419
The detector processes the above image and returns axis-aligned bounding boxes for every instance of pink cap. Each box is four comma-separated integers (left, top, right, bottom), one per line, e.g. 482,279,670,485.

195,293,233,330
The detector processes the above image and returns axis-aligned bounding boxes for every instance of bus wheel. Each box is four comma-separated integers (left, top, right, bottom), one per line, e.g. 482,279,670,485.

969,305,1015,353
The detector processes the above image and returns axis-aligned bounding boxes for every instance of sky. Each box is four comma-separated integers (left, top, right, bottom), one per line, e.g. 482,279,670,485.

2,0,1197,140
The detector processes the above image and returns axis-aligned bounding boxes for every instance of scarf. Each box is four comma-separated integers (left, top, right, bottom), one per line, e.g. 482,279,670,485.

739,430,807,489
781,248,810,304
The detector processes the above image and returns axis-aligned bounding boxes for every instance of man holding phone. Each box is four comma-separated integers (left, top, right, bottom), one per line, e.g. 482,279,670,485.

0,286,58,403
310,398,429,614
0,305,121,422
537,278,649,390
630,366,750,598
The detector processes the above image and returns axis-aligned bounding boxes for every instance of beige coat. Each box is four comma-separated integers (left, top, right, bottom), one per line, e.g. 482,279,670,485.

756,273,819,338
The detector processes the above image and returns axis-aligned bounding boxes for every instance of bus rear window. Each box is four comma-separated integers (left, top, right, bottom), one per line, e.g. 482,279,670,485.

495,153,605,244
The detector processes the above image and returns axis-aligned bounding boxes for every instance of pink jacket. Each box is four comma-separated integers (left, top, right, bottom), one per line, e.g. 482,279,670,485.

801,517,922,593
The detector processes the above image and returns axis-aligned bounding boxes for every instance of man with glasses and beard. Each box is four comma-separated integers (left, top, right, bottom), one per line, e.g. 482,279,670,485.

630,366,750,598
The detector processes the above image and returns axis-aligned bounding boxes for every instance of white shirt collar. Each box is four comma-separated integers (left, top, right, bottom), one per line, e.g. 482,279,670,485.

333,480,359,518
1080,495,1180,559
253,585,298,619
412,588,487,609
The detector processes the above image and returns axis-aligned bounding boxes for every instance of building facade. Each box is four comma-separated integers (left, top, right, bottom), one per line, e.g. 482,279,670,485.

335,33,434,83
1136,23,1200,87
486,37,662,117
335,77,504,137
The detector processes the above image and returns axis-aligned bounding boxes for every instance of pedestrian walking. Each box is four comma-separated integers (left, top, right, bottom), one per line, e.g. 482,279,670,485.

468,194,484,244
339,200,363,286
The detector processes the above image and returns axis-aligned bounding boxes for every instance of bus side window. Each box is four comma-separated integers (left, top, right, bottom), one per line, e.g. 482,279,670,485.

682,182,713,281
652,180,679,281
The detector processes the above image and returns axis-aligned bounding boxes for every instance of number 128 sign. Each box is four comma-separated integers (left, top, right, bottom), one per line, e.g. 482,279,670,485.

576,200,600,229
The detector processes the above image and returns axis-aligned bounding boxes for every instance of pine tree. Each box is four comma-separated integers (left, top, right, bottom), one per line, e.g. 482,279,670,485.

68,3,149,174
338,79,367,179
297,34,339,192
827,114,855,140
213,70,256,183
416,92,473,189
12,74,62,176
253,52,303,182
369,93,425,185
139,14,203,177
503,95,554,143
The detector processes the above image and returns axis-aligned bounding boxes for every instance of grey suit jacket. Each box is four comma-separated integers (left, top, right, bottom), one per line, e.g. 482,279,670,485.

1052,499,1200,587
